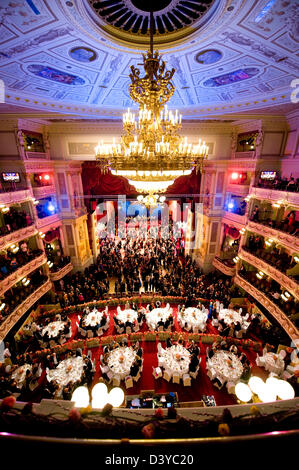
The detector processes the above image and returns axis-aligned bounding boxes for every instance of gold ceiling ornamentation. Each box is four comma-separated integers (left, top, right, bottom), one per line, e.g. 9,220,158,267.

95,12,208,194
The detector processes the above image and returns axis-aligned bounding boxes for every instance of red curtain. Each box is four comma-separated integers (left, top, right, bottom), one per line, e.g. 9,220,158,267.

82,162,201,200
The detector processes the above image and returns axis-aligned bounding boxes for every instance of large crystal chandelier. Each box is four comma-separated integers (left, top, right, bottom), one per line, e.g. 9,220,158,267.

95,12,208,194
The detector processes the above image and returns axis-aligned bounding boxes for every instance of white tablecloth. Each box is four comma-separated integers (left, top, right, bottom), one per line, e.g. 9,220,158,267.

178,307,208,332
46,356,85,389
42,321,66,339
84,309,104,327
107,346,137,380
146,305,173,330
206,350,243,384
116,307,138,325
11,364,32,389
258,352,285,376
218,309,250,331
159,344,191,378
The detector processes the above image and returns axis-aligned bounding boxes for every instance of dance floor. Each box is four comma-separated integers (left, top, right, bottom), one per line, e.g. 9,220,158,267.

54,304,267,407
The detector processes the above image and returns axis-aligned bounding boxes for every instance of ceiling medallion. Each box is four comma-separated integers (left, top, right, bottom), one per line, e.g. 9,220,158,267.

86,0,219,44
95,11,208,195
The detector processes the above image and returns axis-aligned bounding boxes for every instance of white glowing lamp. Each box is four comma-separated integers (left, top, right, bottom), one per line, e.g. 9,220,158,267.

91,382,108,408
248,376,264,395
257,383,277,403
107,387,124,407
235,382,252,402
276,380,295,400
71,386,90,408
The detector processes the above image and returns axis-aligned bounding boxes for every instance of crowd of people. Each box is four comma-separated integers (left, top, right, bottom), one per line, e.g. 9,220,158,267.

238,267,299,328
256,174,299,192
0,207,33,236
245,234,296,276
0,270,48,326
0,243,43,280
55,264,110,308
250,205,298,236
0,346,95,402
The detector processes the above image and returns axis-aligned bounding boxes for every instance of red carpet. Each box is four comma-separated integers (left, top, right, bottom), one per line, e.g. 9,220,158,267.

63,304,266,406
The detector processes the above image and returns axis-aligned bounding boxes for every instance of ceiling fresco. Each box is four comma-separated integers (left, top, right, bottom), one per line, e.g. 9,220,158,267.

0,0,297,118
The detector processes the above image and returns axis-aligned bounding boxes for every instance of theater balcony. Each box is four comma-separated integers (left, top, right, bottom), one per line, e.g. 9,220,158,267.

239,248,299,300
0,188,32,206
0,278,52,341
235,273,299,343
49,259,73,281
223,210,247,227
247,220,299,253
250,186,299,207
0,252,47,297
213,257,236,276
32,184,56,199
0,225,37,251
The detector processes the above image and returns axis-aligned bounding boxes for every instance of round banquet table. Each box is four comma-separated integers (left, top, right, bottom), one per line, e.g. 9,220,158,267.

41,320,66,339
218,309,250,331
106,346,137,380
46,356,85,392
178,307,208,332
259,352,285,376
159,344,191,378
146,305,173,330
206,350,244,384
116,307,138,325
83,309,105,327
11,364,32,389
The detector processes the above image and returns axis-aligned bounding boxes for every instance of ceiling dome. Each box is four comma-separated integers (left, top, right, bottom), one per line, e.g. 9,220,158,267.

86,0,220,45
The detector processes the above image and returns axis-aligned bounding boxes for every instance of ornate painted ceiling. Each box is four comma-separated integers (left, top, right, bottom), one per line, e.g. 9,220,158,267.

0,0,298,119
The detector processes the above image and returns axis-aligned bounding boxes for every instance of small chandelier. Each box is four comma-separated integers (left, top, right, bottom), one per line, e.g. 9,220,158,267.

95,11,208,194
137,193,165,210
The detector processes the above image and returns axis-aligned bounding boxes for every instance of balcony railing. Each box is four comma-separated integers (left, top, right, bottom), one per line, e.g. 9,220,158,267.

36,213,61,229
0,189,32,206
247,221,299,252
234,274,299,342
0,279,52,341
32,185,56,199
213,257,236,276
223,211,247,227
0,253,47,296
239,248,299,300
0,225,37,251
234,151,256,159
250,187,299,207
49,262,73,281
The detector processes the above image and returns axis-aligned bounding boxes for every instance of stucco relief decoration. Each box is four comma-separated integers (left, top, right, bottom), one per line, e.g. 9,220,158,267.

0,26,74,60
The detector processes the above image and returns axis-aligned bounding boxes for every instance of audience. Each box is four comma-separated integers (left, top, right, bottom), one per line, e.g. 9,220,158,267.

256,174,299,192
244,235,296,278
0,207,33,236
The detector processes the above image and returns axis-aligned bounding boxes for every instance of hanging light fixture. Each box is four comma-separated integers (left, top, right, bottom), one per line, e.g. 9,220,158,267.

95,11,208,196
